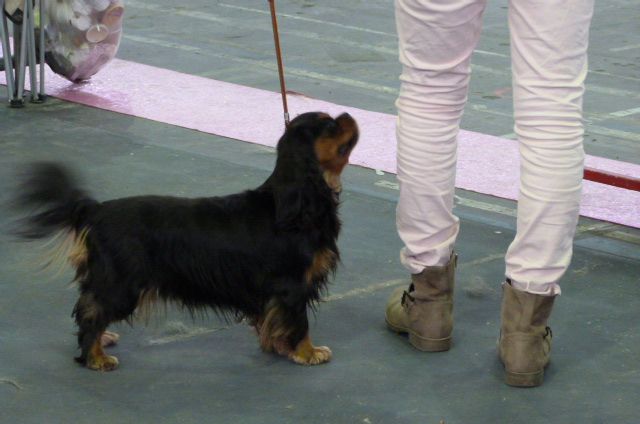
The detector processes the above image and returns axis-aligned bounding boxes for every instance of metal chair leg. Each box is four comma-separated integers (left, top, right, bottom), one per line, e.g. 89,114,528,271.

1,0,46,107
37,0,45,100
0,0,19,105
25,0,39,102
14,1,30,106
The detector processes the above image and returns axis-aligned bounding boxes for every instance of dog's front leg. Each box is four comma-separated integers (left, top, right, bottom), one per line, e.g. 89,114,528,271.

259,298,332,365
289,331,332,366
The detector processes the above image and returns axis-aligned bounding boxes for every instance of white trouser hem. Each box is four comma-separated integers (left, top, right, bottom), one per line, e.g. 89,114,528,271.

504,279,561,297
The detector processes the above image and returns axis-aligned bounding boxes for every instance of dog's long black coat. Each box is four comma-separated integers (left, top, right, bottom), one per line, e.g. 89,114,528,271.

15,112,358,369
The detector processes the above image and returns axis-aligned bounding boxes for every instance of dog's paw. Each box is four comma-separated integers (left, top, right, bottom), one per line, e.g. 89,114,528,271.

100,331,120,348
86,354,119,372
291,345,332,366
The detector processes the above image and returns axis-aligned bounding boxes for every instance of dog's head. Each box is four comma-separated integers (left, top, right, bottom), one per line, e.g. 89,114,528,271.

278,112,359,194
272,112,358,231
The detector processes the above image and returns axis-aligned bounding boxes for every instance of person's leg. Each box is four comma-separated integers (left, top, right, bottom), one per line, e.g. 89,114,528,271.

395,0,487,272
386,0,487,351
500,0,595,386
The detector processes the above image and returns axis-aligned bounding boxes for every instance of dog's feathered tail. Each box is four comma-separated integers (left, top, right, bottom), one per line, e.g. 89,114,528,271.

12,162,98,277
14,162,98,240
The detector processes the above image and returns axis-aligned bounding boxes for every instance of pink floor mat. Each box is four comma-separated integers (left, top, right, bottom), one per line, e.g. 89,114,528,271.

2,58,639,228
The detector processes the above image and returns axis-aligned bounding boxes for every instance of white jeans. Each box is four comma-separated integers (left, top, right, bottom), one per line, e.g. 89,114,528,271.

395,0,594,295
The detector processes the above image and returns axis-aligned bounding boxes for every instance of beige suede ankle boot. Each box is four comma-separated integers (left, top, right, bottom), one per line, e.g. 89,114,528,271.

385,253,457,352
499,280,556,387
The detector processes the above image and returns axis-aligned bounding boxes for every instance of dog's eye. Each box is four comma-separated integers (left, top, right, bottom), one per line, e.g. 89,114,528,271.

338,144,350,156
322,120,339,136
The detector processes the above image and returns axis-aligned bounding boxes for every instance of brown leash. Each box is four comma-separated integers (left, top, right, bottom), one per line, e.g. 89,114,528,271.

268,0,290,126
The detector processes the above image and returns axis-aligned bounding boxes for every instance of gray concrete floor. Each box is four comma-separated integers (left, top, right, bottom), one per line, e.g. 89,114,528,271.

1,1,639,423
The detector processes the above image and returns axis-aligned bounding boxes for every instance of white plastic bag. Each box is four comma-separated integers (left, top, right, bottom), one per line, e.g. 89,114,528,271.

45,0,124,82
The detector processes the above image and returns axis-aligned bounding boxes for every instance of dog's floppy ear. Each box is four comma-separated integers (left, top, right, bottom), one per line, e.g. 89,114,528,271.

271,112,343,231
274,181,318,231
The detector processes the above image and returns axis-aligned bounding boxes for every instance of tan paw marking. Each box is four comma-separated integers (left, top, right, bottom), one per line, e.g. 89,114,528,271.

289,334,332,365
87,354,119,372
292,345,332,365
87,339,119,371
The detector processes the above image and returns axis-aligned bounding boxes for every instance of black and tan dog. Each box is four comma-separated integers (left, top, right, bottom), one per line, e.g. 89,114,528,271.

14,112,358,371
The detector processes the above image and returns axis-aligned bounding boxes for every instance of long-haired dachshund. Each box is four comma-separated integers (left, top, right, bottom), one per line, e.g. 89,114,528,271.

14,112,358,371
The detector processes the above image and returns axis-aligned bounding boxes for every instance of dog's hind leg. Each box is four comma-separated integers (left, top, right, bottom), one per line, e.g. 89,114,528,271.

73,292,119,371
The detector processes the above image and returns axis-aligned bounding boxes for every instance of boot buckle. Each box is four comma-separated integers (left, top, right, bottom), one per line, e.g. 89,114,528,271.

401,290,414,307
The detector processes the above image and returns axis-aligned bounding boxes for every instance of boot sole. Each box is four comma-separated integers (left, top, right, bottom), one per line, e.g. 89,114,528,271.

504,369,544,387
385,317,451,352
